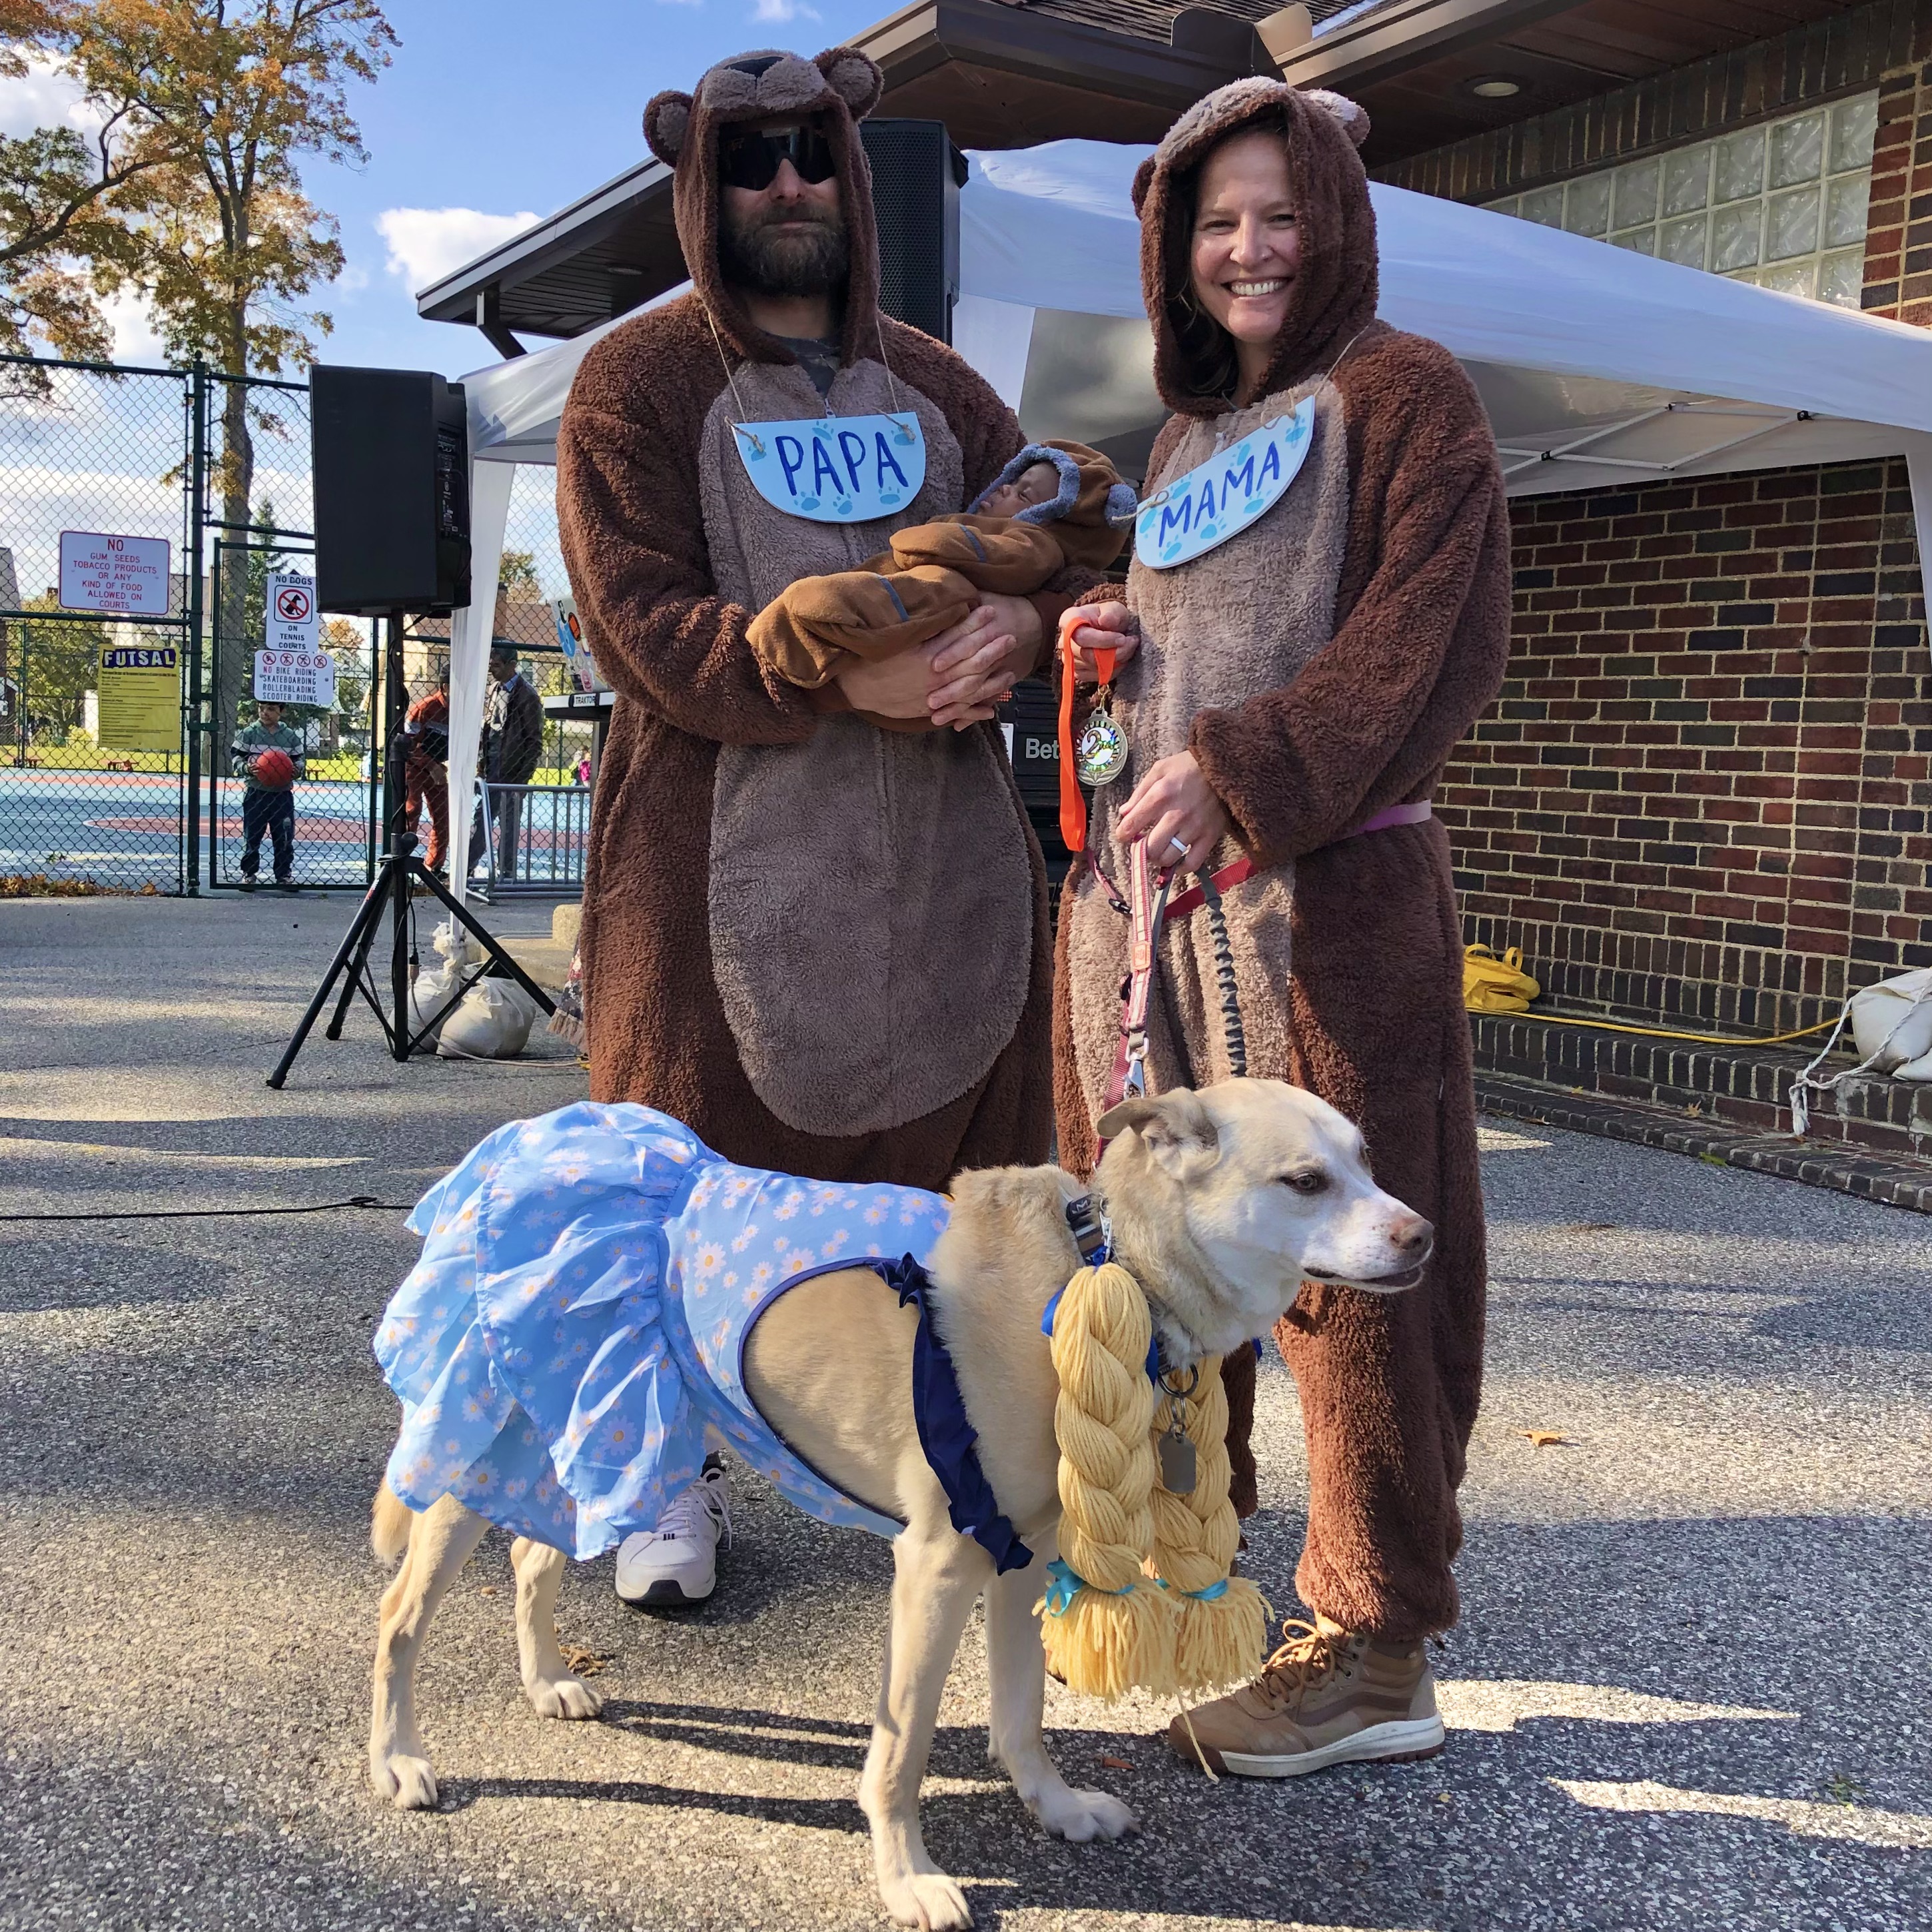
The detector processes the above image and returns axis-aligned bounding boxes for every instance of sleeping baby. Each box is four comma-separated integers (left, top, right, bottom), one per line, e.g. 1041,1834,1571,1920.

748,440,1137,727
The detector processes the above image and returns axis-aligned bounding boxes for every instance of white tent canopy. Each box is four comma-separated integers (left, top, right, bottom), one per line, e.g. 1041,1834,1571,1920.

444,139,1932,899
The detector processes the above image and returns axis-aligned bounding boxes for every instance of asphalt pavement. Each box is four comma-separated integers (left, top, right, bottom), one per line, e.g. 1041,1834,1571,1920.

2,894,1928,1932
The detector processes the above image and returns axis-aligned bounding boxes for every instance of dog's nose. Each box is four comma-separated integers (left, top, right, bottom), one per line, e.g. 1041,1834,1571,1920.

1390,1213,1434,1256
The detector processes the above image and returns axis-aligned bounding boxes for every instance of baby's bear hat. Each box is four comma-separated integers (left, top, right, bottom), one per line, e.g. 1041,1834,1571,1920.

969,441,1138,569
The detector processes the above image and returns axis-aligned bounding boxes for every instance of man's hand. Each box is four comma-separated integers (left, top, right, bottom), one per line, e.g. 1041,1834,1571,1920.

927,594,1041,729
1114,751,1234,873
1063,602,1139,685
834,647,945,721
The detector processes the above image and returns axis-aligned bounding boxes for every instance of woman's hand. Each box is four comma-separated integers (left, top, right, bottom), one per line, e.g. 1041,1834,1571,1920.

1063,602,1140,686
927,594,1041,729
1114,751,1234,873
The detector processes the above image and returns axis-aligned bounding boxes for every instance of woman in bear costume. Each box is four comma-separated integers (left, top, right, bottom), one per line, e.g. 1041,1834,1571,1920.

557,48,1093,1192
1056,79,1512,1772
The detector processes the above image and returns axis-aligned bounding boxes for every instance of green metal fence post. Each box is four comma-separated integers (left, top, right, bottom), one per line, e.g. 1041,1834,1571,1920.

185,358,207,894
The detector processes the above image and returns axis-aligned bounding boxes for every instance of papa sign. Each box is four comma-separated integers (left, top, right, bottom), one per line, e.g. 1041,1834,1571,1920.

731,412,927,523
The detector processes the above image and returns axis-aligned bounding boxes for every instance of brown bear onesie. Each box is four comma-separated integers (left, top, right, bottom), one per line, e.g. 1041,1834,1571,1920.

557,47,1094,1186
1053,79,1512,1646
747,439,1135,725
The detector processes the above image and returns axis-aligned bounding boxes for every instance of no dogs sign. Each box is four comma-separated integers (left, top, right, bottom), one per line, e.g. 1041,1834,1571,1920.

266,570,319,652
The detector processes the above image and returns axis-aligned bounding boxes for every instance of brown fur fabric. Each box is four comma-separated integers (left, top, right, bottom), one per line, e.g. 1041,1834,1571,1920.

1052,79,1512,1640
562,45,1093,1189
747,438,1129,716
747,518,1066,701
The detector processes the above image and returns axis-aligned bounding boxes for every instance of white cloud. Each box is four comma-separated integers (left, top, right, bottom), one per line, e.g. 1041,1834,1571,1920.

753,0,821,20
374,207,540,296
101,288,165,366
0,57,107,139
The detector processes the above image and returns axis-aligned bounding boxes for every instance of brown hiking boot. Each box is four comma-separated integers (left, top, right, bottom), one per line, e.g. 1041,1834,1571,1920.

1167,1615,1445,1777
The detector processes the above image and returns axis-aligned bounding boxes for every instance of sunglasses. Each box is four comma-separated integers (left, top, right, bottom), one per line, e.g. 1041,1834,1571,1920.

718,121,837,192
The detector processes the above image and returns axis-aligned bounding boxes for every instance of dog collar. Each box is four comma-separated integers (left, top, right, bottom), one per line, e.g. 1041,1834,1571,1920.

1063,1190,1111,1265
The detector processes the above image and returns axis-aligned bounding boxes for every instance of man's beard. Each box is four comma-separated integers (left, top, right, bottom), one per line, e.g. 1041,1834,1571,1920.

719,203,850,298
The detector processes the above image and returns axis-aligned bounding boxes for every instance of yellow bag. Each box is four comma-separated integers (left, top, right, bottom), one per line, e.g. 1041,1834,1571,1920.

1464,944,1540,1014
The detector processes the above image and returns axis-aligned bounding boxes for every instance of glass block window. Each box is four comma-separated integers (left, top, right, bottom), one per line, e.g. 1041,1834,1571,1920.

1485,93,1877,308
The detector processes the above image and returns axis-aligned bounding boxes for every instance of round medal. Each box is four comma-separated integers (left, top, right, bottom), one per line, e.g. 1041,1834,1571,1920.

1075,710,1129,787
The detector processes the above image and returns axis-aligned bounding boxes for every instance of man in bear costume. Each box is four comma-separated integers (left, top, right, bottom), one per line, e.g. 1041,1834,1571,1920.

556,47,1093,1606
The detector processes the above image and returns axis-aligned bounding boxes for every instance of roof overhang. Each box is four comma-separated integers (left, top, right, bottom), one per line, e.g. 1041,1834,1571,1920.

416,0,1257,344
1278,0,1882,168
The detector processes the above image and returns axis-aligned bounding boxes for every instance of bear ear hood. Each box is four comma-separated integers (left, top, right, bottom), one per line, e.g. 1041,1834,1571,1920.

642,46,886,368
1134,79,1378,416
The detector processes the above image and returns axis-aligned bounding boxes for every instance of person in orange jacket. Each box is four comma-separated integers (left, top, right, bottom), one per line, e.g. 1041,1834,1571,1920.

401,666,451,875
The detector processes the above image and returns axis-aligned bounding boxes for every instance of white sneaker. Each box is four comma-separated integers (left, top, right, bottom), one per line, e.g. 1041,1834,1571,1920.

614,1460,731,1606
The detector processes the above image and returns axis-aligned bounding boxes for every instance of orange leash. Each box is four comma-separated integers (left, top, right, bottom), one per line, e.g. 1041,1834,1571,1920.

1057,608,1114,854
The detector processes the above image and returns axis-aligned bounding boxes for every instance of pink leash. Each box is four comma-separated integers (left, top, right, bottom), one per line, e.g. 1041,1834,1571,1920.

1095,800,1435,1144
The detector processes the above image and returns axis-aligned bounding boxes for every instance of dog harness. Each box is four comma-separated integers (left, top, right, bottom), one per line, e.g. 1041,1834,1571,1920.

376,1103,1027,1568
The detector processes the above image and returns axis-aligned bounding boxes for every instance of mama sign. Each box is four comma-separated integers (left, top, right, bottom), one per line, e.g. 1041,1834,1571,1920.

1135,397,1316,570
731,412,927,523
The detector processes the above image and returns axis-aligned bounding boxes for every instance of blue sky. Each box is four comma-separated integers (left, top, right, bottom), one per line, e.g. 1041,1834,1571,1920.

1,0,892,379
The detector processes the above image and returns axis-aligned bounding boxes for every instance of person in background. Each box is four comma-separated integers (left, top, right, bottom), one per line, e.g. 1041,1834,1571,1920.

231,699,304,891
472,643,545,882
402,665,452,876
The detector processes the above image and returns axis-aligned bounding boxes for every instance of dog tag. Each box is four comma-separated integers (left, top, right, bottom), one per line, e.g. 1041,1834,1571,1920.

1159,1432,1197,1495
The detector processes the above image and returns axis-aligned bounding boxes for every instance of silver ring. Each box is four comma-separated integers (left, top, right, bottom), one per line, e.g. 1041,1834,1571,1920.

1167,836,1188,858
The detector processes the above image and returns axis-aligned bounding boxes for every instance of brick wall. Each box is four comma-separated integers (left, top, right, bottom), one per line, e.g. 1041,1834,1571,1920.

1863,45,1932,322
1440,460,1931,1035
1374,0,1921,205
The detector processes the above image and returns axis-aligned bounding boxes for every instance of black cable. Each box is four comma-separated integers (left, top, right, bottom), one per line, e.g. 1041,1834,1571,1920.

0,1194,416,1222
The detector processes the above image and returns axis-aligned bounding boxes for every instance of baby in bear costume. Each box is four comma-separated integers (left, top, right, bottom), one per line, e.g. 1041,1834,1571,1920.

749,438,1135,726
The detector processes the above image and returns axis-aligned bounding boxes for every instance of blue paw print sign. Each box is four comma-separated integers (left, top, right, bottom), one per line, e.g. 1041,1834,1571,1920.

1134,396,1316,570
732,413,927,524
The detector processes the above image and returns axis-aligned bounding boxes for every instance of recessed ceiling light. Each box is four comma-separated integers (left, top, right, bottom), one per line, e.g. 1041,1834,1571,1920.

1469,76,1522,99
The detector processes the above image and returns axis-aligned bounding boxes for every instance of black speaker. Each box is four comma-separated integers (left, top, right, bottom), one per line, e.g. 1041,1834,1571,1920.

310,366,471,616
861,119,963,344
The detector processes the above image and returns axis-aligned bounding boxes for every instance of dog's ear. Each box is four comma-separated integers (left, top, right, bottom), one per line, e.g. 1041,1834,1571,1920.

1097,1089,1220,1179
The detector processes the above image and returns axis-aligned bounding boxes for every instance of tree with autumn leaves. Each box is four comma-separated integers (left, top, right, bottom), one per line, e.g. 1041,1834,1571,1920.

4,1,395,734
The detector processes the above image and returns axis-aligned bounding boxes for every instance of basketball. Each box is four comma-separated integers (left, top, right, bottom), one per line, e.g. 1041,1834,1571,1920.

252,747,296,790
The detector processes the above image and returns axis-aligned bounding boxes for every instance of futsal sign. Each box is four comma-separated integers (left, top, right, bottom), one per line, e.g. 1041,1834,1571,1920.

97,643,180,751
266,570,319,653
254,647,336,708
60,530,171,615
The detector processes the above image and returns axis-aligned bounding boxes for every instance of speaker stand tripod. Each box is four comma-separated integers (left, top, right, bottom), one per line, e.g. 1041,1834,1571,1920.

266,613,558,1090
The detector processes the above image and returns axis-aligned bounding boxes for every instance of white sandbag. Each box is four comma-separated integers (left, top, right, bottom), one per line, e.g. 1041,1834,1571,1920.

1848,967,1932,1081
436,975,543,1059
408,923,486,1042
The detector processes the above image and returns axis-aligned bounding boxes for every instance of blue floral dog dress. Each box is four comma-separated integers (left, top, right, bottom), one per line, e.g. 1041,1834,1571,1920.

376,1103,955,1561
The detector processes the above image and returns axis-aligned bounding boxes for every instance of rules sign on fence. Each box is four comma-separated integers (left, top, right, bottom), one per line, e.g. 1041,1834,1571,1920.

254,647,336,708
60,530,171,615
97,643,180,751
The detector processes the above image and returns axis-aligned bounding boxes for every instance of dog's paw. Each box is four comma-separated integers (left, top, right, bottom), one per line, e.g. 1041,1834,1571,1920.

370,1750,439,1811
1033,1785,1137,1842
527,1674,604,1721
879,1869,973,1931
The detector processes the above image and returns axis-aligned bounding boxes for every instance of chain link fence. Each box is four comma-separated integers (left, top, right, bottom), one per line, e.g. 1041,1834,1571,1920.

0,352,386,895
0,355,193,892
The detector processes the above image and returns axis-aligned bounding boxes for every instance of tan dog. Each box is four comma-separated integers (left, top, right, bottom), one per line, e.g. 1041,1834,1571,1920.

368,1079,1430,1930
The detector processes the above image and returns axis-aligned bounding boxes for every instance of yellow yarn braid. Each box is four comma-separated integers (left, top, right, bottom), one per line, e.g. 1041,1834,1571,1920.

1037,1262,1172,1698
1036,1262,1266,1699
1149,1367,1268,1690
